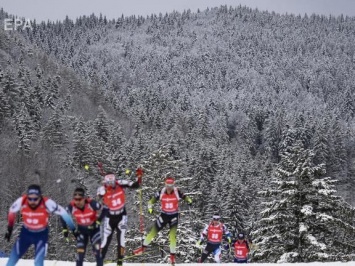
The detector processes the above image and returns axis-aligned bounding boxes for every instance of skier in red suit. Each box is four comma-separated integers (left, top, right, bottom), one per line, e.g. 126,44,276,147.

196,215,231,263
97,169,142,266
230,232,250,263
61,187,103,266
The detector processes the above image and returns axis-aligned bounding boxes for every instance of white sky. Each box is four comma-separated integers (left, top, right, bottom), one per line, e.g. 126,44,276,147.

0,0,355,22
0,259,355,266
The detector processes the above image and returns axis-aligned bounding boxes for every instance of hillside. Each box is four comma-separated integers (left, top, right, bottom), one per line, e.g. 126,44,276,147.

1,5,355,263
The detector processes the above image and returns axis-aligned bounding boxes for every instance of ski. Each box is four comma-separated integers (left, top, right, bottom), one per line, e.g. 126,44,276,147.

104,250,156,264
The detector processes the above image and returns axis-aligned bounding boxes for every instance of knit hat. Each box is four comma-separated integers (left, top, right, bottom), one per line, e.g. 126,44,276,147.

74,187,85,197
212,215,221,220
27,184,42,196
165,177,175,187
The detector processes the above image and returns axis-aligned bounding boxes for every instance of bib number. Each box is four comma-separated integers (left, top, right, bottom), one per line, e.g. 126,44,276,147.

80,218,91,224
26,218,39,224
165,203,173,209
112,198,122,206
211,233,219,239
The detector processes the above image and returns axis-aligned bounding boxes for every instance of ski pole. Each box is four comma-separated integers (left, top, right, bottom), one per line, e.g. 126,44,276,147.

97,161,106,176
136,167,144,245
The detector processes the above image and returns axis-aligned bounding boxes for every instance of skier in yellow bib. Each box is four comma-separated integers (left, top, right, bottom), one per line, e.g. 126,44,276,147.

133,177,192,264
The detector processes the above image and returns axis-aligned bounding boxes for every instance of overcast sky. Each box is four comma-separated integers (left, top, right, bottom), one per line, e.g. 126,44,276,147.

0,0,355,22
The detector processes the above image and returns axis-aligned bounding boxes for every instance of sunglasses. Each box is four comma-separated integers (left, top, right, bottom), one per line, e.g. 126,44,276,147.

28,197,39,202
74,197,84,201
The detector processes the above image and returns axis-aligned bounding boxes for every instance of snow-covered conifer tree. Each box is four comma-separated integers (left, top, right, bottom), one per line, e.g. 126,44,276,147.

252,126,355,262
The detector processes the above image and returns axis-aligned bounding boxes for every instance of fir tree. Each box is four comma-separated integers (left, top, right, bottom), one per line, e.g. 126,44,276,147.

14,103,34,155
72,119,92,168
252,128,355,262
42,108,67,149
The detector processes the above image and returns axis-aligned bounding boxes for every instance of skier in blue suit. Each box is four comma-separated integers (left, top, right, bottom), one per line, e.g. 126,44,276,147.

4,184,76,266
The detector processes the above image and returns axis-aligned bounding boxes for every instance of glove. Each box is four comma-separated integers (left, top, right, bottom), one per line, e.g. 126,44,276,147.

148,203,153,214
62,229,69,243
88,220,101,230
250,243,257,250
196,239,202,248
227,236,232,244
95,220,101,229
72,229,81,239
62,229,69,238
186,197,192,205
136,168,143,185
4,226,13,242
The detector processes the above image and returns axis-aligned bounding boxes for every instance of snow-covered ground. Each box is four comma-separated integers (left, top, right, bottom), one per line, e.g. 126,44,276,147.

1,259,355,266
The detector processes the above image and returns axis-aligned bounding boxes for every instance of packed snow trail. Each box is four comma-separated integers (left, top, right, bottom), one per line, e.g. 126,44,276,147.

1,259,355,266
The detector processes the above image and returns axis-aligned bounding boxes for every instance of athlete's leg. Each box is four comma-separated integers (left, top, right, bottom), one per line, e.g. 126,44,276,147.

142,214,167,246
90,228,103,266
212,246,221,263
76,234,89,266
6,228,33,266
33,229,49,266
200,243,217,263
168,223,177,254
116,215,128,266
100,216,114,260
168,214,179,254
234,258,248,263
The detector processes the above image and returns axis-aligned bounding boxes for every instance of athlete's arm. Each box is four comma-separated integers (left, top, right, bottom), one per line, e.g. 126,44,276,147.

7,197,23,227
45,198,76,231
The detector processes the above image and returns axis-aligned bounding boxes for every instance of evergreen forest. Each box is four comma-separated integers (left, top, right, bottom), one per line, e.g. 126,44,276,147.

1,5,355,263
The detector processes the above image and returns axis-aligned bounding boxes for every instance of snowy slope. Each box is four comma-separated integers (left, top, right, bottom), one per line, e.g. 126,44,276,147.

1,259,355,266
